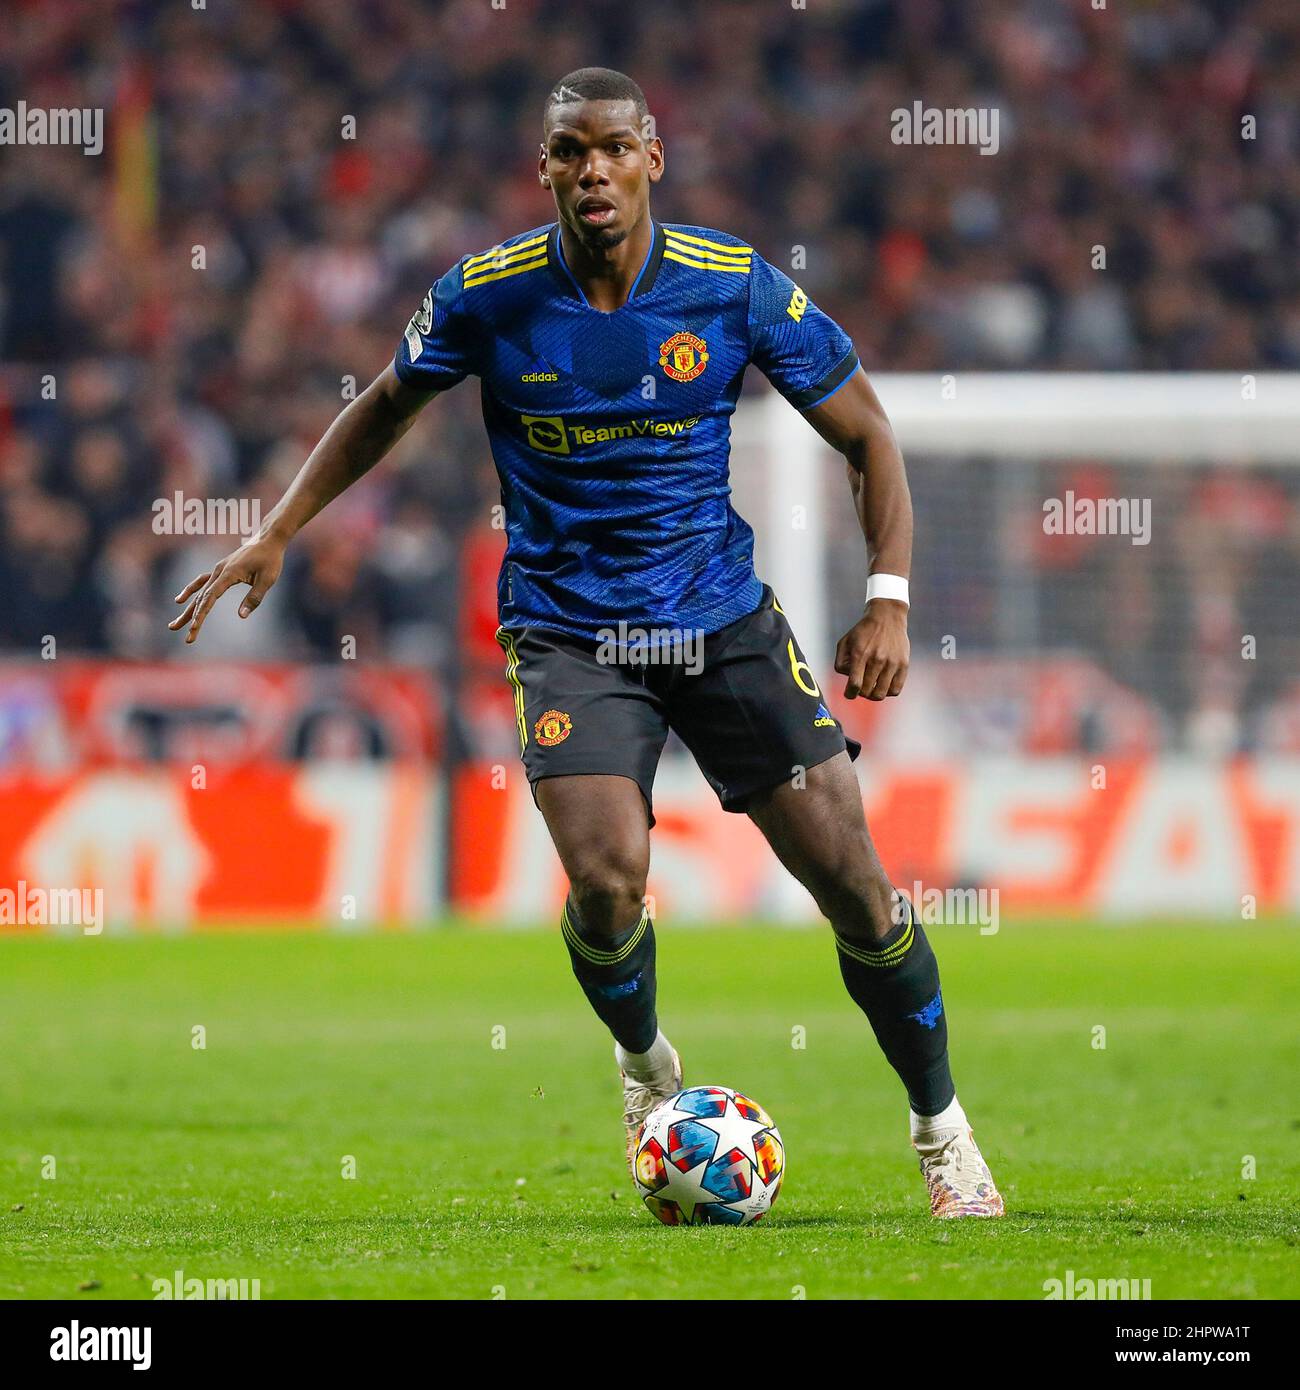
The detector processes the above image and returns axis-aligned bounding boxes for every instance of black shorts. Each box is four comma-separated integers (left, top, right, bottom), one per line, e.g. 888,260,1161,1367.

495,587,861,825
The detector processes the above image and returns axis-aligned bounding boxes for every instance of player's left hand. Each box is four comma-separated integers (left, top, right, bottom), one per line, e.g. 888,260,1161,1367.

834,600,910,700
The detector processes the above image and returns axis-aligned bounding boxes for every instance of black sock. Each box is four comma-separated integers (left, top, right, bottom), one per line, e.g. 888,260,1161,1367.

561,896,659,1054
834,900,955,1116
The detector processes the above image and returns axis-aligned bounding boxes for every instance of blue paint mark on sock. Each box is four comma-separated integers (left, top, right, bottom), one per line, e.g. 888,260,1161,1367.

907,989,944,1030
594,972,643,1000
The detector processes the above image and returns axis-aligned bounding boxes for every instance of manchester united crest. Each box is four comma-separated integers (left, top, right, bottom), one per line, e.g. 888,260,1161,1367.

658,331,709,382
534,708,573,746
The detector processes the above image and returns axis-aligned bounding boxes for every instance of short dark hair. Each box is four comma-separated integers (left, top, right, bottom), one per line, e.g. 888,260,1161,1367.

543,68,648,132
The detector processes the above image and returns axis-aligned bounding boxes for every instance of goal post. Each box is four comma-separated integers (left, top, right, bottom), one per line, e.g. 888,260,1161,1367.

717,371,1300,919
859,372,1300,462
738,372,1300,675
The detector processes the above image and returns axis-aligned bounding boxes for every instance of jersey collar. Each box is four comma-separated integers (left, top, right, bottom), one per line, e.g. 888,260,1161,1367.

547,219,667,307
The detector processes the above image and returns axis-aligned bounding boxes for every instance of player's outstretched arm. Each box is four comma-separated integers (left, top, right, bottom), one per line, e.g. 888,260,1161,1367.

169,364,437,644
802,369,912,701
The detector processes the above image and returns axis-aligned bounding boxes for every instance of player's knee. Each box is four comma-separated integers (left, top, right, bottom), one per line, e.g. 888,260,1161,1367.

567,845,649,939
807,857,897,944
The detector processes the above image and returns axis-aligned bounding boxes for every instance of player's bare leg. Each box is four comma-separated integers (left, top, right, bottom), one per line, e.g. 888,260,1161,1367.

534,774,682,1169
744,753,1003,1218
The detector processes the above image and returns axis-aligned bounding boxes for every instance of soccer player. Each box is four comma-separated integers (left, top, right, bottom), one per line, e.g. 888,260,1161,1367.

170,68,1003,1219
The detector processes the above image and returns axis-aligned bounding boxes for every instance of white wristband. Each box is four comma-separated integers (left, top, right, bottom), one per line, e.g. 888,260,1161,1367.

865,573,910,607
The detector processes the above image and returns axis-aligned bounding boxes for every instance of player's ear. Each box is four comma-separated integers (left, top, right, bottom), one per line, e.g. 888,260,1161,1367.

538,145,550,186
647,137,665,183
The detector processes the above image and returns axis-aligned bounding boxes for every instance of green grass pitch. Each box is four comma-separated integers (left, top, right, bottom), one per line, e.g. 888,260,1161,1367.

1,921,1296,1300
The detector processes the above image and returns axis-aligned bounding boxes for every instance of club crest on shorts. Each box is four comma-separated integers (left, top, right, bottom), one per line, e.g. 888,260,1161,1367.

534,708,572,746
658,331,709,382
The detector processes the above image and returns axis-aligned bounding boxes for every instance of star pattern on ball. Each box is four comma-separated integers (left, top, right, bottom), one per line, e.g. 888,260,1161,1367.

657,1142,726,1225
634,1087,784,1225
686,1099,771,1174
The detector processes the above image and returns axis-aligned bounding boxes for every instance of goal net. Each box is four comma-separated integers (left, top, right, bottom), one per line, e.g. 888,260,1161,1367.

710,372,1300,918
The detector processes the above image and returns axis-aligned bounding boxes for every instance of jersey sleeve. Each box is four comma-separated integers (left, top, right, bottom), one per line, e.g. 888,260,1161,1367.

747,253,859,410
393,261,476,391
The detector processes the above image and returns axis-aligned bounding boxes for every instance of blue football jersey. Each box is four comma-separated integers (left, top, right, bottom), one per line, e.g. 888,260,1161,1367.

394,220,858,640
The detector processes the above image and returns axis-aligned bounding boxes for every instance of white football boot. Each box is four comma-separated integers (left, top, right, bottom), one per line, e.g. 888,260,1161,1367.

910,1096,1005,1218
616,1030,682,1172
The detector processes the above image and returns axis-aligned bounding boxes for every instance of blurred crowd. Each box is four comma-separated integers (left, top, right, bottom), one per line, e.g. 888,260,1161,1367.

1,0,1298,750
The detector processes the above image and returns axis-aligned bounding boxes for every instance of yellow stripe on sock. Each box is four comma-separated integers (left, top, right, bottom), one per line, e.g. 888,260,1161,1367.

562,903,650,967
835,919,915,968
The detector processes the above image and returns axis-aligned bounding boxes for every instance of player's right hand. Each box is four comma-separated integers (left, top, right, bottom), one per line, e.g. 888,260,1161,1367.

169,537,286,645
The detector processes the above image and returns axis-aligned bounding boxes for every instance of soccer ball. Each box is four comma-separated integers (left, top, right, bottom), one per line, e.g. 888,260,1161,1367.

632,1084,785,1226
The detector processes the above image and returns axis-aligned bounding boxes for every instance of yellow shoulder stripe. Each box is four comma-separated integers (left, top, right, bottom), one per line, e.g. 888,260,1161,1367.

663,249,751,274
463,253,548,289
663,229,752,259
463,232,549,273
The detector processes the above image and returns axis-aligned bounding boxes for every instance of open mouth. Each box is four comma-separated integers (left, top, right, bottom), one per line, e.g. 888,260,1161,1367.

577,197,616,227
